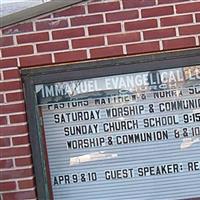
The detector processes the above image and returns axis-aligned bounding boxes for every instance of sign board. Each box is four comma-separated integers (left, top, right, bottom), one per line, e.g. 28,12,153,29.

36,65,200,200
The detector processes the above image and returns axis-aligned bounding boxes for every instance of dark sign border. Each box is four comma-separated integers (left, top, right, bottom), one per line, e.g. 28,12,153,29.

22,48,200,200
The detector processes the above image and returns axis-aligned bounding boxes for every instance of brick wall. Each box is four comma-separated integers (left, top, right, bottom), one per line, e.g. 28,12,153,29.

0,0,200,199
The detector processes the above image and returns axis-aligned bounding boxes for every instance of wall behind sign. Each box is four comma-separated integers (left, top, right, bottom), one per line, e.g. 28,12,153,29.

0,0,200,199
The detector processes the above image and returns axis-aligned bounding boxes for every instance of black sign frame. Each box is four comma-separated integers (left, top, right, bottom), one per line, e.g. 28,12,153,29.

22,48,200,200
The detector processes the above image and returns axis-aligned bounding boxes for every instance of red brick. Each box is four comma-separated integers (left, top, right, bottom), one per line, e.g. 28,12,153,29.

0,94,4,103
0,116,7,125
90,46,123,59
6,92,24,102
72,37,104,49
163,37,196,50
3,191,36,200
54,50,87,63
158,0,188,4
0,124,28,137
37,41,68,53
179,25,200,36
10,114,27,124
13,135,29,145
0,81,22,92
52,28,85,39
3,69,20,79
0,147,31,159
0,103,25,114
18,179,35,189
125,19,157,31
71,14,103,26
89,23,121,35
0,159,13,169
15,157,32,167
36,19,68,31
0,36,13,47
196,13,200,22
0,182,16,191
20,54,52,67
0,138,10,147
161,15,193,27
123,0,155,9
2,45,33,57
2,22,33,35
0,59,17,68
108,32,140,45
176,2,200,13
127,41,160,55
88,2,120,13
144,28,176,40
142,6,174,18
53,6,85,17
38,14,51,19
0,81,22,91
106,10,139,22
17,32,49,44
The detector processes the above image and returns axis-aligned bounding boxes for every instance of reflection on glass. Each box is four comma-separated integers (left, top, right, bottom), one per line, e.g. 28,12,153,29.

181,137,200,149
70,151,118,166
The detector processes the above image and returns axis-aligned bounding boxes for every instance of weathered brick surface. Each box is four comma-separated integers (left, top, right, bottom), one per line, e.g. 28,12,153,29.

0,36,14,47
72,37,105,49
18,179,35,189
3,191,36,200
125,19,157,31
176,2,200,13
163,37,196,50
36,19,68,31
2,22,33,35
107,32,140,45
54,50,87,63
37,41,69,53
88,1,120,13
53,5,85,17
126,41,160,54
3,69,20,79
20,54,52,67
17,32,49,44
0,81,22,92
0,159,13,169
52,28,85,39
141,6,174,18
0,59,17,68
0,182,16,191
1,46,33,57
88,23,121,35
143,28,176,40
160,15,193,27
71,14,104,26
90,46,123,59
1,1,200,200
106,10,139,22
6,92,24,102
15,157,32,167
123,0,155,9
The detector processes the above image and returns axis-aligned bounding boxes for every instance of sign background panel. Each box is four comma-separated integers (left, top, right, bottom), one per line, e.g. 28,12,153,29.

39,66,200,200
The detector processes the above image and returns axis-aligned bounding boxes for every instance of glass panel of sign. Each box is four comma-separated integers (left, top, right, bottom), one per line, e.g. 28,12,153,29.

36,66,200,200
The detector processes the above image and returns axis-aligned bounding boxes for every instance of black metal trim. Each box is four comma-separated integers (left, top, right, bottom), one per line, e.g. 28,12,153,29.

23,77,50,200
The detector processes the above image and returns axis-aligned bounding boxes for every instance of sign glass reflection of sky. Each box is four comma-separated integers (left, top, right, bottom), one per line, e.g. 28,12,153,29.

37,66,200,200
